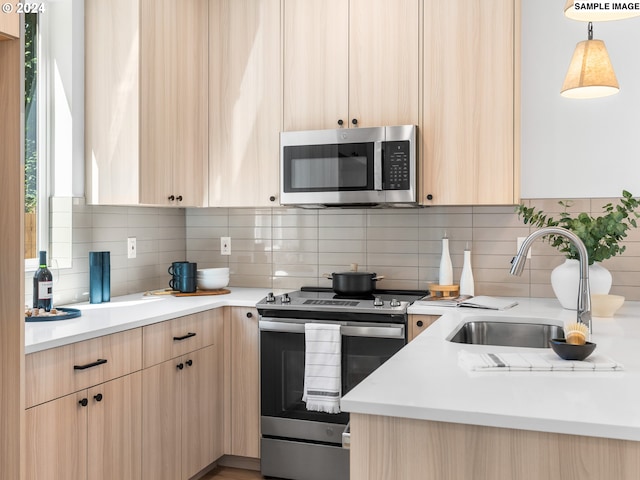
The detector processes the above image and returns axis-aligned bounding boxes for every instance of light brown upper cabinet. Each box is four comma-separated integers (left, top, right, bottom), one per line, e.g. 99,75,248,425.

283,0,420,131
85,0,208,207
209,0,281,207
0,10,19,39
421,0,520,206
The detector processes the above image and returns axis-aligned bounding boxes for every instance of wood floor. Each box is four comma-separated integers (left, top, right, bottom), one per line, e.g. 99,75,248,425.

201,466,265,479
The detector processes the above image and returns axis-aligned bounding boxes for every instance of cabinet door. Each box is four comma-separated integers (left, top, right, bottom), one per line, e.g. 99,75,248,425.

209,0,281,207
88,373,142,480
283,0,349,131
142,358,182,480
408,315,440,342
182,346,222,478
140,0,208,207
85,0,140,205
26,391,88,480
421,0,517,205
349,0,420,127
225,307,260,458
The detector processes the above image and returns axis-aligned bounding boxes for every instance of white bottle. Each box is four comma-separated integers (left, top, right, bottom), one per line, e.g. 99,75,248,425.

460,248,475,296
439,236,453,285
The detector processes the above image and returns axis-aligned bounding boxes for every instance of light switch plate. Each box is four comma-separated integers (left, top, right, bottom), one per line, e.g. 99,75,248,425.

127,237,137,259
221,237,231,256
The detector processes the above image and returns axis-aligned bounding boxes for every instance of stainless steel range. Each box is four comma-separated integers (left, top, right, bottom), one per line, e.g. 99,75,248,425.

257,287,428,480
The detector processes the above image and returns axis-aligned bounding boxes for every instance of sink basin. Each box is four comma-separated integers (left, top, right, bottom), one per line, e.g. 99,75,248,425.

447,316,565,348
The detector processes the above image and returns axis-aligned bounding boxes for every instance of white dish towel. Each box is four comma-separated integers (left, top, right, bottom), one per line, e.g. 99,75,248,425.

302,323,342,414
459,350,624,372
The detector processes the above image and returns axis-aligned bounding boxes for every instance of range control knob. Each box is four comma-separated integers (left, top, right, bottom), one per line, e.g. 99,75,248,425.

373,297,384,307
281,293,291,304
266,292,276,303
390,298,401,307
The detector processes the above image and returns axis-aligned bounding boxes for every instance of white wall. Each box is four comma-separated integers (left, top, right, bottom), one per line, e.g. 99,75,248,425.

521,0,640,198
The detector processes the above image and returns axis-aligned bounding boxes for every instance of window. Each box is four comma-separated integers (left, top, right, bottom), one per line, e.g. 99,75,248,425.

24,12,38,261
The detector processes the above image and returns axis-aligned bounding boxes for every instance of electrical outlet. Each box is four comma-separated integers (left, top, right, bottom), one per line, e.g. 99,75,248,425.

127,237,137,259
517,237,532,259
221,237,231,256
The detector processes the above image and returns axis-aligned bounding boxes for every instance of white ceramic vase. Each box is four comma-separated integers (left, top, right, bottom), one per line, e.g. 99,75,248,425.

550,259,612,310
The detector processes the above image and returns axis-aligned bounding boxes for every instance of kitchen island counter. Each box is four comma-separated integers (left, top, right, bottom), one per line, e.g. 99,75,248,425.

25,287,280,353
341,297,640,442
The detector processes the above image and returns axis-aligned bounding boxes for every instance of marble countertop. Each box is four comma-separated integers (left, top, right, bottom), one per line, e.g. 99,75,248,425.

341,297,640,442
25,287,276,354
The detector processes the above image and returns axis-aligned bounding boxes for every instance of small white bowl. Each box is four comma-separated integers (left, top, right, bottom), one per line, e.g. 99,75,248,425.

591,294,625,317
197,267,229,277
197,276,229,290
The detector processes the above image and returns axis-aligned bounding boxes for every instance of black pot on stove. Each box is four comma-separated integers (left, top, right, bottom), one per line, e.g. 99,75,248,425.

323,271,385,296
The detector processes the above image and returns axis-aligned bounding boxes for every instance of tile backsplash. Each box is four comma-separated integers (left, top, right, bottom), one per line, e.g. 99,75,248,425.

32,197,640,308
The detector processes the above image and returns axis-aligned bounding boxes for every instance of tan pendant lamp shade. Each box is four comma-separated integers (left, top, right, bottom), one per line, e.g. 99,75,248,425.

564,0,640,21
561,22,619,99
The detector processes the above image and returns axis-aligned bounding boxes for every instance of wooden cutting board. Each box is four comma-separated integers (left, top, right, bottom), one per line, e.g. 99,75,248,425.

173,288,231,297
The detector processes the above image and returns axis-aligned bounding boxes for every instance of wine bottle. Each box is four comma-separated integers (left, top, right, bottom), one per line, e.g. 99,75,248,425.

33,250,53,311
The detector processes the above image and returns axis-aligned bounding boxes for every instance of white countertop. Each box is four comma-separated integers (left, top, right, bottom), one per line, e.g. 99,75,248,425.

341,297,640,442
25,287,276,354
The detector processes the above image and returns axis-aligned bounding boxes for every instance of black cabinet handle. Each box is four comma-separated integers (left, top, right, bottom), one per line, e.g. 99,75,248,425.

269,195,276,202
185,359,193,367
351,118,358,126
168,195,175,201
94,393,103,402
246,312,253,318
173,332,196,341
79,398,88,407
337,119,344,126
176,363,184,370
176,195,183,202
417,320,424,327
426,194,433,201
74,359,108,370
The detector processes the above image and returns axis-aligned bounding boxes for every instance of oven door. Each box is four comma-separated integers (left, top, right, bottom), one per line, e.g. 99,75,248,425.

259,318,405,437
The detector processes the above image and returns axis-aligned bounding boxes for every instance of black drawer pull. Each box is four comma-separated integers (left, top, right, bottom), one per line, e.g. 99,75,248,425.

94,393,103,402
185,359,193,367
177,363,184,370
74,358,108,370
173,332,196,341
417,320,424,327
79,398,88,407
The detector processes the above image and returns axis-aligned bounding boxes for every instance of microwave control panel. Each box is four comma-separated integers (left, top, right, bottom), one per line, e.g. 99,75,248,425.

382,140,411,190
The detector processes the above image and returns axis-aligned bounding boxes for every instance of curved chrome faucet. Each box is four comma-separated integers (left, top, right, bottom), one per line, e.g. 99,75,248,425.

510,227,592,333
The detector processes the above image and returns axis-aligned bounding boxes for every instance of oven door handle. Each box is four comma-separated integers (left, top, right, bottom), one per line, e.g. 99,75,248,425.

259,320,404,339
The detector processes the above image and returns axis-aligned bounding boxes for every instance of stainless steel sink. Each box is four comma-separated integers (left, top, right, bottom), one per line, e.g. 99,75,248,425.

447,317,565,348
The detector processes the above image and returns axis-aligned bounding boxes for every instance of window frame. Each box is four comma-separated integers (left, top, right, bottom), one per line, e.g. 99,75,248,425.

24,9,50,272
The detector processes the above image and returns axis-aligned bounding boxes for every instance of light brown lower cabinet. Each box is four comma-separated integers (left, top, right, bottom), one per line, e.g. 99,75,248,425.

142,345,222,480
25,372,142,480
350,413,640,480
224,307,260,459
408,314,440,341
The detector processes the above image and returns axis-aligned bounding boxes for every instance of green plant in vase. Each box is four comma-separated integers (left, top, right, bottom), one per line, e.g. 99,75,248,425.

516,190,640,309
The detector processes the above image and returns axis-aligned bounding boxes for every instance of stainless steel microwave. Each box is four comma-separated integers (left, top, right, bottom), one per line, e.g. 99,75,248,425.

280,125,417,207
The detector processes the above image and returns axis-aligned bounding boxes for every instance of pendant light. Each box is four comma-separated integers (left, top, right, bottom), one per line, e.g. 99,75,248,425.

564,0,640,21
561,22,619,99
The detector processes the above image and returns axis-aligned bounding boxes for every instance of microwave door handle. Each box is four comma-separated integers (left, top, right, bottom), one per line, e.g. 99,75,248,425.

374,141,383,190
